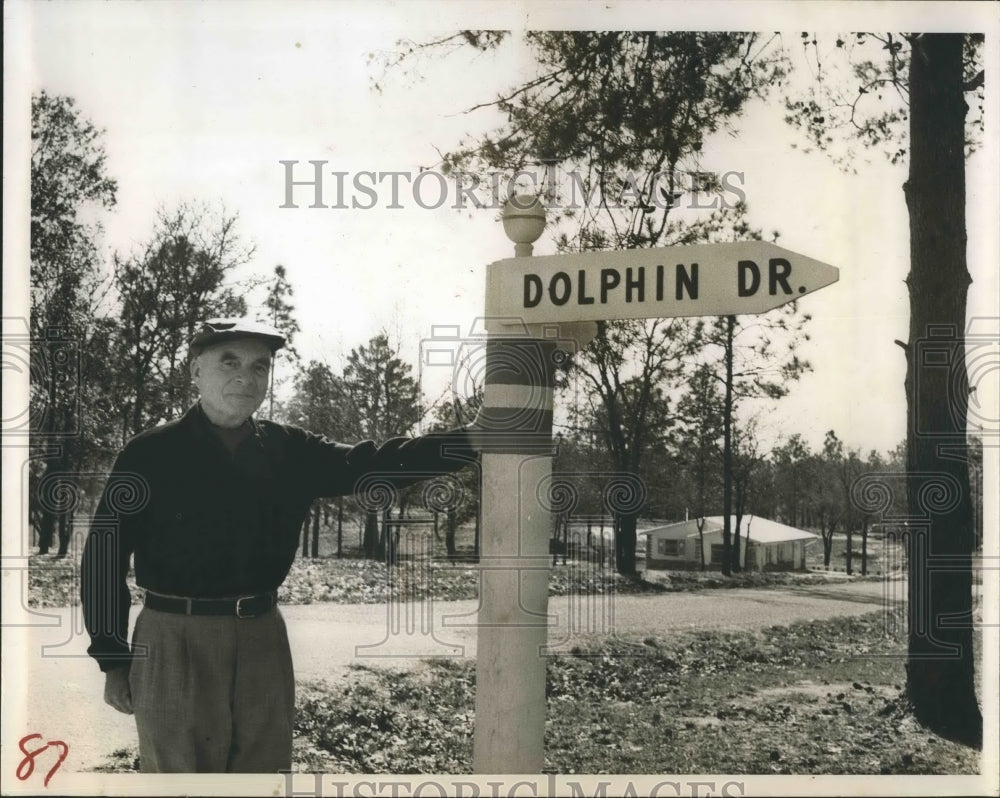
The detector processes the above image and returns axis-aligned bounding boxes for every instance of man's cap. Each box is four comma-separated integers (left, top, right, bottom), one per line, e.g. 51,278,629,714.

189,318,286,355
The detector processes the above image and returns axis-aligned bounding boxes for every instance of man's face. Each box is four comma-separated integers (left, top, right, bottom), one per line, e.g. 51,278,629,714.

191,338,272,427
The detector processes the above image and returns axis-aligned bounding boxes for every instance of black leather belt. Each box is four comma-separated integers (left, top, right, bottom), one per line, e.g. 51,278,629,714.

143,590,277,618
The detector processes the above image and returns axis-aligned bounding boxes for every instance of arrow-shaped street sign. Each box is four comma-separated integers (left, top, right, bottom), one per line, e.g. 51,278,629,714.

485,241,839,324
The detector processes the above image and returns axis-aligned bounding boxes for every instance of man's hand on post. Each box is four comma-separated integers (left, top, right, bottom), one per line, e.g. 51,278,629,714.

104,666,134,714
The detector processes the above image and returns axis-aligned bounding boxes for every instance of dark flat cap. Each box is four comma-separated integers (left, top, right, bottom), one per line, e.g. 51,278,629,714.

189,318,286,354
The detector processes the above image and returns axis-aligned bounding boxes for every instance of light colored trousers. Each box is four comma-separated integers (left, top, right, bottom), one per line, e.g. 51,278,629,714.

128,605,295,773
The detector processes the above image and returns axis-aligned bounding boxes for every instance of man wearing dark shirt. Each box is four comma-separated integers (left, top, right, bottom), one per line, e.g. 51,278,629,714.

81,319,477,773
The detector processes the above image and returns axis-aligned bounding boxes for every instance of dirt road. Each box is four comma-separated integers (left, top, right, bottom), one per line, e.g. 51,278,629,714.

289,578,901,684
14,578,901,773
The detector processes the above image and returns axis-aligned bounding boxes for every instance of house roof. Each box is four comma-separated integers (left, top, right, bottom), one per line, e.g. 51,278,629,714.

644,516,818,544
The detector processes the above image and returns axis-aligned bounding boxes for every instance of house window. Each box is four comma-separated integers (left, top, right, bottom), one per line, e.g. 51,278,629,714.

710,544,726,564
657,539,682,557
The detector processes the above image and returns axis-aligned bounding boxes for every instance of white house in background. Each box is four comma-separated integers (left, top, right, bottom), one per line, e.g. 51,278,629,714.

644,515,817,571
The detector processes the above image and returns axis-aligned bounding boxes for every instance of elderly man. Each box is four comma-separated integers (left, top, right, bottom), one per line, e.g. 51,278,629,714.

81,318,477,773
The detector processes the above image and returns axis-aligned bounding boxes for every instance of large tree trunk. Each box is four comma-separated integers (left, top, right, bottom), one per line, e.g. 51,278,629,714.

902,33,981,748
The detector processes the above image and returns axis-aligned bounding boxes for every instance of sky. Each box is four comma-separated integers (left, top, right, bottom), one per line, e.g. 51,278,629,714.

5,0,999,457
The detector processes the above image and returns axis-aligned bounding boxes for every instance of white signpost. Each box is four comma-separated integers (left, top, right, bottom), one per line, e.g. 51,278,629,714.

473,198,839,774
486,241,840,324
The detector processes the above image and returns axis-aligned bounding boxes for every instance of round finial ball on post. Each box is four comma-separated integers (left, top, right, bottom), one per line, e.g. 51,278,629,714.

502,194,546,258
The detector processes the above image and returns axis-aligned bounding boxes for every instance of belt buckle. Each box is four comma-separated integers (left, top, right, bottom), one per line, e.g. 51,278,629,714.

235,595,256,618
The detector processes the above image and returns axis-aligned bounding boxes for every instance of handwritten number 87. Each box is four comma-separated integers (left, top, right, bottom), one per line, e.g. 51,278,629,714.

16,734,68,788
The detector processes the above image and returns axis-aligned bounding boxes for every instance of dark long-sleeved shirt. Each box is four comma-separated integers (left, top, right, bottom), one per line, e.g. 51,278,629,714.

81,403,476,671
